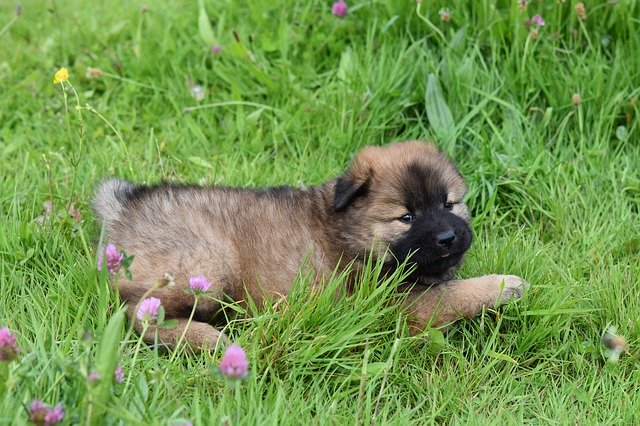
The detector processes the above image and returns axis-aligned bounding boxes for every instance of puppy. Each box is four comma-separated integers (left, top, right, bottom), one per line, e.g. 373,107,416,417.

93,141,526,349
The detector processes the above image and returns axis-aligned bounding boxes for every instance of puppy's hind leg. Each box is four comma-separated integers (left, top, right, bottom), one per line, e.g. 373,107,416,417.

145,319,227,352
127,305,228,353
130,313,227,352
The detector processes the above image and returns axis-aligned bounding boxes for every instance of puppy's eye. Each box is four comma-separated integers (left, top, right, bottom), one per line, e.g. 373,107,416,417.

399,213,414,223
444,202,454,211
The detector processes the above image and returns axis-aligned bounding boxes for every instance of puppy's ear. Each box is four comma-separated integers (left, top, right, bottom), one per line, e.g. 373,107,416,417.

333,174,369,211
333,147,379,212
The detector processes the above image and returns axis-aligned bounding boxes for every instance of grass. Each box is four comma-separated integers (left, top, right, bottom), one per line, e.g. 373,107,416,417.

1,0,639,424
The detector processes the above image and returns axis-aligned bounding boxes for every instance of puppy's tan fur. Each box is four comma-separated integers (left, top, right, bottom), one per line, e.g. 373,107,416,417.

94,141,526,348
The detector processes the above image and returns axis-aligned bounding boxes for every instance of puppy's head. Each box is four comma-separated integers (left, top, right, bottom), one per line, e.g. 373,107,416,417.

333,141,472,284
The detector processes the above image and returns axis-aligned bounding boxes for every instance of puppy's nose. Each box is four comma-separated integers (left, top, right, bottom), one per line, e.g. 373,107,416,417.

436,230,456,249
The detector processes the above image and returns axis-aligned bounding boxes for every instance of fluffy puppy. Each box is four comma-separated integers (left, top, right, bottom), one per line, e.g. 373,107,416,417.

93,141,526,348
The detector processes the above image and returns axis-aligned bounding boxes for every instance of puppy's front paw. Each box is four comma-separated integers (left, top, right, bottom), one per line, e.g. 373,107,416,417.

491,274,529,305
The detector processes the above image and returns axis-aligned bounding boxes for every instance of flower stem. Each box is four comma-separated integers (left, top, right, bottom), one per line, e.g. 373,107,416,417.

122,323,148,396
84,104,135,177
0,15,19,38
415,2,446,45
0,363,8,400
169,296,200,364
234,384,241,425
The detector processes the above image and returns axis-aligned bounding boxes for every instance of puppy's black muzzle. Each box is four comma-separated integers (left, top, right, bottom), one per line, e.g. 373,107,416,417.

387,211,473,281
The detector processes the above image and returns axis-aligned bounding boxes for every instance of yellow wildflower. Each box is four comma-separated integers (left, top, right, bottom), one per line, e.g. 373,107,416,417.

53,67,69,84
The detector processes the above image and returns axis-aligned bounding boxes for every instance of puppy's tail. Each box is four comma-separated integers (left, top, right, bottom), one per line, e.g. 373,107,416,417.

92,178,134,225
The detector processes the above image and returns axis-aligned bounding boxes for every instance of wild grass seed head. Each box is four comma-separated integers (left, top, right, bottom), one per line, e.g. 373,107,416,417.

601,326,627,363
439,8,452,23
575,2,587,20
572,93,582,106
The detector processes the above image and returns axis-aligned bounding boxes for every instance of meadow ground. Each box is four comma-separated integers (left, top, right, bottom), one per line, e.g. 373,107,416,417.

1,1,639,424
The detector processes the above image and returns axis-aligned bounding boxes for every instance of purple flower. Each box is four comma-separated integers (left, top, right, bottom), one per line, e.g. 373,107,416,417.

114,364,124,383
44,405,64,426
28,400,47,425
189,275,212,292
87,371,101,382
28,400,64,426
0,326,19,362
137,297,162,322
211,44,222,54
531,14,545,27
331,1,348,18
97,243,124,275
219,344,249,380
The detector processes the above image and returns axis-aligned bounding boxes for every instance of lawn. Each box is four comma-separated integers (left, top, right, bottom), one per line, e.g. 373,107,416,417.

1,0,639,424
